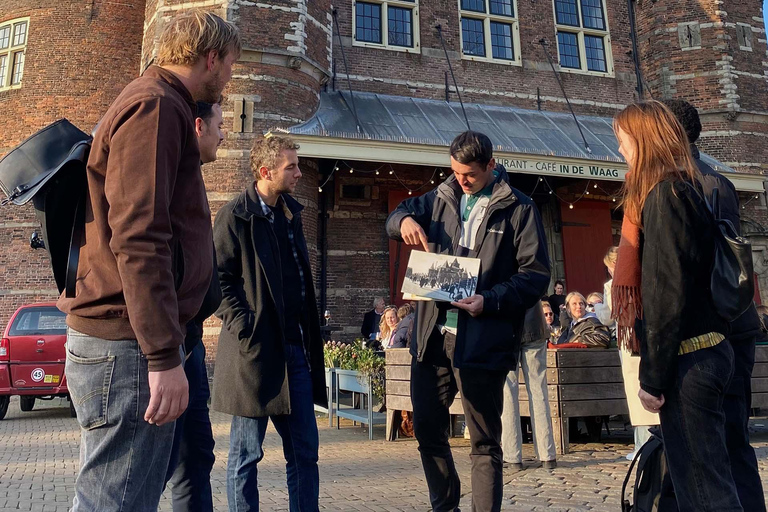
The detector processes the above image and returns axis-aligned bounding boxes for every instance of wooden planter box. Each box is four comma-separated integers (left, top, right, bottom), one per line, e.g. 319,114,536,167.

385,346,768,454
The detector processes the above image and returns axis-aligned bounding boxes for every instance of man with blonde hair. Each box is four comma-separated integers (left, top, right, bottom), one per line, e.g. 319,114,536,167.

213,136,327,510
58,9,240,511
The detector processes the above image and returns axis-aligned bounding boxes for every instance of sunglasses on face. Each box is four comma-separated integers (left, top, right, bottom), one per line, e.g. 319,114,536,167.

544,312,554,317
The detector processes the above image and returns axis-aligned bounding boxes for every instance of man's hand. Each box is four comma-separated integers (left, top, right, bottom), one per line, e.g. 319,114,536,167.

451,295,484,317
638,388,665,413
145,364,189,426
400,217,429,253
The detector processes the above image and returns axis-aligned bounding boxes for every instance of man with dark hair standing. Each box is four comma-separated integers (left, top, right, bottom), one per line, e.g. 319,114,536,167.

57,10,240,511
387,131,550,512
663,98,766,512
213,136,327,511
163,99,225,512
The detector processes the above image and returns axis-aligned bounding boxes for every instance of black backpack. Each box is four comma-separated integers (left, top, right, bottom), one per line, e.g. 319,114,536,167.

0,119,92,298
621,429,678,512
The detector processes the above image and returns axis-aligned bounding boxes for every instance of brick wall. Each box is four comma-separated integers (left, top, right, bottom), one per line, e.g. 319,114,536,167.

0,0,146,329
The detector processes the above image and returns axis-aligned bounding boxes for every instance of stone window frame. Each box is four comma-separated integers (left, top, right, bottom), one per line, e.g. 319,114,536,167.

0,17,29,91
552,0,614,78
458,0,522,67
352,0,421,55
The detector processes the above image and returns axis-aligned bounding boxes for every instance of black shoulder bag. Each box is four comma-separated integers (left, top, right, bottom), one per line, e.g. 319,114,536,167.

698,186,755,322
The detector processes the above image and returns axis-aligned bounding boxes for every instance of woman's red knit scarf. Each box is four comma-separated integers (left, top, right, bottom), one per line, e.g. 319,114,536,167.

612,215,643,353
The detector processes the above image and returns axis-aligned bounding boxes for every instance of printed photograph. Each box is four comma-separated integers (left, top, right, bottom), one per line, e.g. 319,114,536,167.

401,251,481,302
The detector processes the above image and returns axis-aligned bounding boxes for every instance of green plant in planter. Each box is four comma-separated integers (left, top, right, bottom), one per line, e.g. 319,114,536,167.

323,339,386,401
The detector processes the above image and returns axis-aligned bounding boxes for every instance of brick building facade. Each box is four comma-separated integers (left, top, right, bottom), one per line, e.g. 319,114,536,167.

0,1,766,353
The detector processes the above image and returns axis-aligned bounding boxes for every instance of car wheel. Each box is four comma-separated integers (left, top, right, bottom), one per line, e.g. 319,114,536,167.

19,396,35,412
0,396,8,420
69,399,77,418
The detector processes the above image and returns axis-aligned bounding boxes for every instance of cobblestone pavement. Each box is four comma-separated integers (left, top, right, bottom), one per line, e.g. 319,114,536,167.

1,396,767,511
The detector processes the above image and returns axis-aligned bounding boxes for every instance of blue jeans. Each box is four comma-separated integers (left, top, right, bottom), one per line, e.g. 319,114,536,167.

722,337,766,512
659,341,742,512
501,341,556,463
66,328,175,511
165,342,215,512
227,343,319,512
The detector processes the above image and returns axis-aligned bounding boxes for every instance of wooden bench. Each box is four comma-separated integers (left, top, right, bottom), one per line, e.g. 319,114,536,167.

386,346,768,454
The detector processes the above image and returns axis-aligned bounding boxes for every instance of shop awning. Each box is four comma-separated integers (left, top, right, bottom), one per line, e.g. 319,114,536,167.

275,91,765,193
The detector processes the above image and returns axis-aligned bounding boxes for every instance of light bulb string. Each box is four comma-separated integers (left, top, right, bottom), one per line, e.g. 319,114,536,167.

319,160,448,194
320,161,621,207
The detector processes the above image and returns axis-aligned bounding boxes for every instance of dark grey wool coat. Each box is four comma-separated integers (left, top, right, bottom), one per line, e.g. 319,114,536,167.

211,185,327,418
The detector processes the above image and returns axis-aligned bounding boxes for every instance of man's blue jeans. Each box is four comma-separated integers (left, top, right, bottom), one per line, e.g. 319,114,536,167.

659,341,742,512
65,329,175,511
226,343,319,512
165,342,216,512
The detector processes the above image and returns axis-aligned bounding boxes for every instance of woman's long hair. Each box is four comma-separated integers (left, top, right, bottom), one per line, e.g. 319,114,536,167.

378,306,398,340
614,101,701,227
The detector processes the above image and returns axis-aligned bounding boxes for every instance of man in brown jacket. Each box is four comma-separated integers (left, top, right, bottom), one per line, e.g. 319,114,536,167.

57,10,240,511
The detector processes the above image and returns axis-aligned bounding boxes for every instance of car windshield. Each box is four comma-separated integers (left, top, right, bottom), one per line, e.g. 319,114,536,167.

8,307,67,336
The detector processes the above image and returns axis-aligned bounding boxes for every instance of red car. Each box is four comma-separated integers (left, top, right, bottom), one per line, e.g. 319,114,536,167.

0,302,73,419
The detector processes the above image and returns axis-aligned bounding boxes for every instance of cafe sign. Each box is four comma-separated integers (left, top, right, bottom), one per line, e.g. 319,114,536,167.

495,156,627,182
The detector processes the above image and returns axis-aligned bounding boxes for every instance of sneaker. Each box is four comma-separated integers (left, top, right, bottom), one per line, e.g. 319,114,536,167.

541,460,557,470
504,461,524,471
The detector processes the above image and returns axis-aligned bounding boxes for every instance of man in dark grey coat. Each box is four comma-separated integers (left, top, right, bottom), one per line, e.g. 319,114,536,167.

387,131,550,512
212,136,326,511
664,99,766,512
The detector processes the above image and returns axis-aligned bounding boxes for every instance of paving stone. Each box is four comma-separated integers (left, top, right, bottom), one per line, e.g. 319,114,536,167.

1,396,768,510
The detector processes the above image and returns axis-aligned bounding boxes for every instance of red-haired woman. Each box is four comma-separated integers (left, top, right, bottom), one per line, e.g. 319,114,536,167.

612,101,741,511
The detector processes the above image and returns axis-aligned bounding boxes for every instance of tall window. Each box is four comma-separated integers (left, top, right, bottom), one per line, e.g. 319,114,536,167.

353,0,420,53
459,0,520,64
0,18,28,90
553,0,612,75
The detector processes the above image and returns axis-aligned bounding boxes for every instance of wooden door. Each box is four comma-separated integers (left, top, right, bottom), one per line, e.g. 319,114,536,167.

560,200,614,297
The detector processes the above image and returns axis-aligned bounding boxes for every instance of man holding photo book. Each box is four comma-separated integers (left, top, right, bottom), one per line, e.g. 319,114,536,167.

386,131,550,512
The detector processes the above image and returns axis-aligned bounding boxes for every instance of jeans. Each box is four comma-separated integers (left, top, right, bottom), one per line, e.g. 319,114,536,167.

722,337,766,512
501,341,556,464
411,330,508,512
165,342,215,512
659,341,742,512
66,328,176,512
227,343,319,512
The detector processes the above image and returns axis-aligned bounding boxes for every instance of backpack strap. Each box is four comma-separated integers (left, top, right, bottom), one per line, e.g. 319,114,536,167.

65,191,86,298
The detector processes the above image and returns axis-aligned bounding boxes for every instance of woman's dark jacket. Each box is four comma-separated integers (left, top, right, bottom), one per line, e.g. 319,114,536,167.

211,186,327,418
390,313,414,349
521,304,549,347
556,313,610,348
639,179,728,397
386,168,551,372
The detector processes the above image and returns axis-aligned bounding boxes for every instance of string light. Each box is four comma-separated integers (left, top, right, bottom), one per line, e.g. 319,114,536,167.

612,197,616,202
539,177,543,182
408,190,413,195
439,172,445,178
349,169,353,173
375,170,379,175
569,203,574,209
585,190,589,195
430,180,435,184
389,170,394,175
594,183,598,189
318,187,323,193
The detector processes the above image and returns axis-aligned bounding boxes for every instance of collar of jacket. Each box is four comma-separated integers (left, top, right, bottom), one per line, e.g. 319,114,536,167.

436,164,517,213
233,183,304,221
142,65,197,113
690,143,701,160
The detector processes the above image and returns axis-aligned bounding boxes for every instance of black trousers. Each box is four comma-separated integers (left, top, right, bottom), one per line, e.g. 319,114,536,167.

411,329,508,512
723,336,766,512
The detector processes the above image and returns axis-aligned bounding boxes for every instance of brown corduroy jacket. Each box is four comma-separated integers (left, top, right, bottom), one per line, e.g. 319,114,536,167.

58,66,213,371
